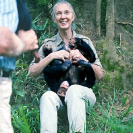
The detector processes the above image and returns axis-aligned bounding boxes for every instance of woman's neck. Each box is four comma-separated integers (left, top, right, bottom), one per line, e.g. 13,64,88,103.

59,29,73,45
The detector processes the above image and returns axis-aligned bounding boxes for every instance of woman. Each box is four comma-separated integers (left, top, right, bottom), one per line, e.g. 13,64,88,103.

29,0,103,132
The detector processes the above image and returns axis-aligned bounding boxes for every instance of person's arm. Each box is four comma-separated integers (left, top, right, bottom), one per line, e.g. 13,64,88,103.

29,49,69,77
90,64,103,80
29,53,55,77
0,27,38,56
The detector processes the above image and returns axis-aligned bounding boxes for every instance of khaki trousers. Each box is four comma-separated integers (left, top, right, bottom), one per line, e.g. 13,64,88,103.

0,77,13,133
40,84,96,133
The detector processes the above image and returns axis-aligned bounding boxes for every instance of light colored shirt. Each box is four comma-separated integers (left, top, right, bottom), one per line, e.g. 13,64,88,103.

30,30,102,68
0,0,19,71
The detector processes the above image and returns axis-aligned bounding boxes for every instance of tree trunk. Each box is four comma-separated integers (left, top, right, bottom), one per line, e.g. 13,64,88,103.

106,0,114,40
96,0,102,36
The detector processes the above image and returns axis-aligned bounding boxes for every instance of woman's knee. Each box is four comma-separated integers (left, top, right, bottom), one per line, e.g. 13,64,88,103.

40,91,62,108
66,84,83,96
65,85,84,101
40,91,58,103
65,85,96,106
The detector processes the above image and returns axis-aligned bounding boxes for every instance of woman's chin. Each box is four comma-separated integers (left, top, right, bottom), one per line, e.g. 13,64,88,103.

59,26,71,30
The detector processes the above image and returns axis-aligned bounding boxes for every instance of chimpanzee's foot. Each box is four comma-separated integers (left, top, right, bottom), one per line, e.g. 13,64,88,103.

77,59,89,67
61,59,72,71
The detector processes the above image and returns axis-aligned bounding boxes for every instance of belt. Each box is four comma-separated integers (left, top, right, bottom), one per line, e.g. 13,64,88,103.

0,69,12,77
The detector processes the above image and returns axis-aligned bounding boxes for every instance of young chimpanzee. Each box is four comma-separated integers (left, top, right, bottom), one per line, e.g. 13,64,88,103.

43,37,96,96
16,0,40,62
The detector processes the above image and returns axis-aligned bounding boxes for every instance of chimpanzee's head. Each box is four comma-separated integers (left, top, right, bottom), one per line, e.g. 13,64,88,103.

57,81,69,97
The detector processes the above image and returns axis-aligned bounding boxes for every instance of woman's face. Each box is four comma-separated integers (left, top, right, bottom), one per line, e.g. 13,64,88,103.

54,3,75,30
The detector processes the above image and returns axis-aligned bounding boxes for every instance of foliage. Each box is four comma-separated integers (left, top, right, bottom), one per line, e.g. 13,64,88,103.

11,52,132,133
86,89,133,133
11,68,133,132
10,0,133,132
115,41,125,59
11,58,46,133
12,105,40,133
101,0,107,33
11,58,47,105
25,0,50,16
32,16,50,46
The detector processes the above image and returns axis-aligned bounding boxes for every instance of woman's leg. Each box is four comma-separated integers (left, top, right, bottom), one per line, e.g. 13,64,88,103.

40,91,63,133
65,85,96,133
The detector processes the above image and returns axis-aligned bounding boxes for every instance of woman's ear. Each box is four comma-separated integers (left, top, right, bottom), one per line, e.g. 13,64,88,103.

72,15,75,21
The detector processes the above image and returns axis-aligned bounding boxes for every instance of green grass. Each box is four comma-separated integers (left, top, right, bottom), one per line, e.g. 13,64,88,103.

86,89,133,133
10,8,133,132
10,60,133,132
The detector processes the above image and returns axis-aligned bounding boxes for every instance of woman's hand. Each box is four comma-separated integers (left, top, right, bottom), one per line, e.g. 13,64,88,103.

69,49,88,63
50,50,70,61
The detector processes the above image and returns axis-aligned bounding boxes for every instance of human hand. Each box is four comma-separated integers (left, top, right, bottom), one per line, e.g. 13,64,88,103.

18,29,38,52
69,49,81,63
69,49,88,63
51,50,69,61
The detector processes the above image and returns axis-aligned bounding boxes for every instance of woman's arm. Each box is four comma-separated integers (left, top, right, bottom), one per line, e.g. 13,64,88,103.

29,49,69,77
90,64,103,80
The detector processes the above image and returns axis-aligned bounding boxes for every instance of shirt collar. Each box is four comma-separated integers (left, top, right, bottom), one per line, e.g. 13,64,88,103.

56,30,78,46
72,30,78,38
56,32,63,46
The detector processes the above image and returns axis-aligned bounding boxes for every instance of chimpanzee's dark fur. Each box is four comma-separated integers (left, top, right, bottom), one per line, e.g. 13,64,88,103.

43,37,96,93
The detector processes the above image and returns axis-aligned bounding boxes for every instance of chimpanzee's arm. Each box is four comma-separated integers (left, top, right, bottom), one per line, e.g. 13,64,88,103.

75,38,96,63
44,74,61,93
77,59,96,88
43,59,72,78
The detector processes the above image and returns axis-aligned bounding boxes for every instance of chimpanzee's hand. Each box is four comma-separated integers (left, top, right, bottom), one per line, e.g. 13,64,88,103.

51,50,70,62
69,49,80,63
